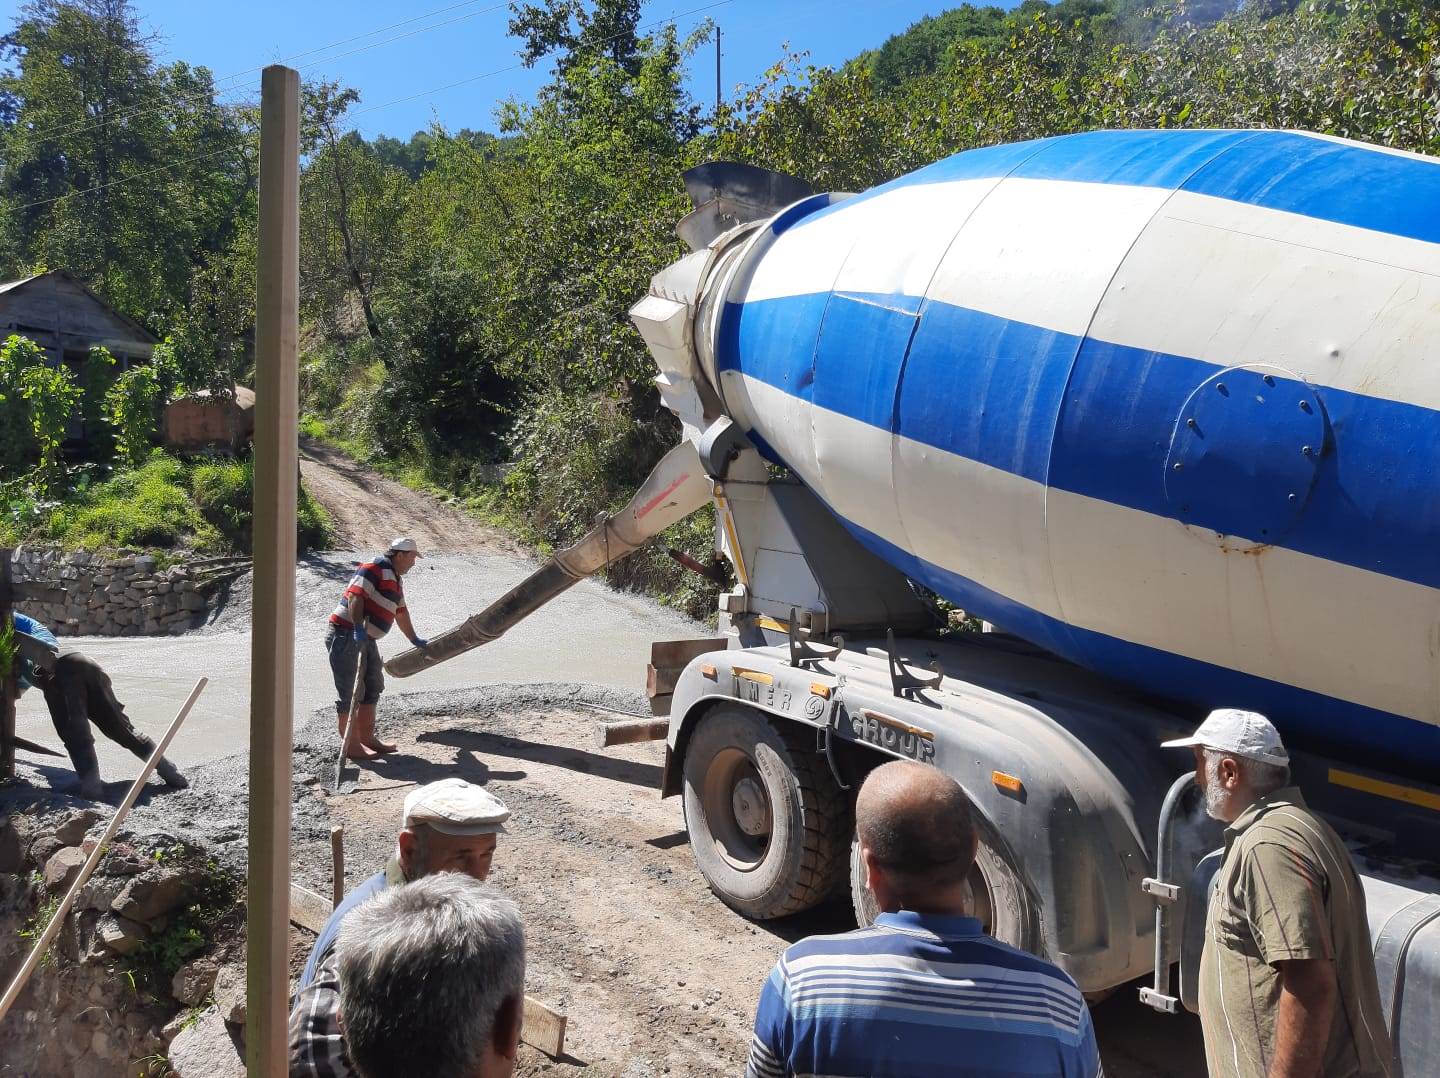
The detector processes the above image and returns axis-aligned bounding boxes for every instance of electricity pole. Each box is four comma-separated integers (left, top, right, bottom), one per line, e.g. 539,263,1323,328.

715,25,722,118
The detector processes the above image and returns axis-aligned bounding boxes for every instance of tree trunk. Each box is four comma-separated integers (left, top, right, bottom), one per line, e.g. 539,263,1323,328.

325,129,383,344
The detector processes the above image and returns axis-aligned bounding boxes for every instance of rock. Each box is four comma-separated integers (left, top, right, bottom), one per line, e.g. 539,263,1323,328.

166,1006,246,1078
44,846,88,891
55,808,104,845
135,555,157,572
112,866,189,922
95,914,150,956
0,817,21,874
213,962,247,1026
77,873,127,911
173,956,219,1006
181,591,207,611
28,834,65,867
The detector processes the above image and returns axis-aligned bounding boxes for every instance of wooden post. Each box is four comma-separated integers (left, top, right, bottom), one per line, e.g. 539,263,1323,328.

330,826,345,907
1,549,14,781
248,63,300,1078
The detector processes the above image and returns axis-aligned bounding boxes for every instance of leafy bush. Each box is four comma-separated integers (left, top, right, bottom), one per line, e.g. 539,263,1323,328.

106,364,162,465
0,334,46,475
79,345,116,455
18,362,81,495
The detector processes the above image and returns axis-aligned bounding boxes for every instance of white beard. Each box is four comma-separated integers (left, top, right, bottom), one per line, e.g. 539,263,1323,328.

1203,752,1229,820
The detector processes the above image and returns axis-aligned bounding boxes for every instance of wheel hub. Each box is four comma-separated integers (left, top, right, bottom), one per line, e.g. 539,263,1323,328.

731,776,772,837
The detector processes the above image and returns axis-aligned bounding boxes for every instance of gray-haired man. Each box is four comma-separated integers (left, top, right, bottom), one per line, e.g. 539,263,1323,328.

1164,709,1392,1078
336,874,525,1078
288,779,510,1078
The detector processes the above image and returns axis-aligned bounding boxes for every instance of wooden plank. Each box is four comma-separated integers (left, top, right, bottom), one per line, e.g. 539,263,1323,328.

648,637,727,670
522,995,567,1058
596,718,670,748
248,63,301,1078
645,663,682,698
288,883,333,934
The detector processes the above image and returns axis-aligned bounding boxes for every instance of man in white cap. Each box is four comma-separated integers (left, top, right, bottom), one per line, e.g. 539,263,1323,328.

288,779,510,1078
325,537,428,759
1163,710,1392,1078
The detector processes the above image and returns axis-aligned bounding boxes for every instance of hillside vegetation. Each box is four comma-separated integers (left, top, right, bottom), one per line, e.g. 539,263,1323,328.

3,0,1436,612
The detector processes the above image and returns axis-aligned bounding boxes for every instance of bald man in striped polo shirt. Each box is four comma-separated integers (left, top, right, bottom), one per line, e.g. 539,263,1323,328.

746,760,1100,1078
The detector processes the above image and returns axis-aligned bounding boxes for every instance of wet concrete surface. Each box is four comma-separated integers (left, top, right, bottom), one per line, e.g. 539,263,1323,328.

12,549,703,788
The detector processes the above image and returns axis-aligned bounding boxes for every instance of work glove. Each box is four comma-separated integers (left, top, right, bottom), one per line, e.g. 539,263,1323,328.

412,637,429,649
352,624,367,642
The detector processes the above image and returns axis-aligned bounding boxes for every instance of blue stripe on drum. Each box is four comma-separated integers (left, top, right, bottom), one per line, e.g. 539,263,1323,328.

789,130,1440,249
845,517,1440,775
720,293,1440,591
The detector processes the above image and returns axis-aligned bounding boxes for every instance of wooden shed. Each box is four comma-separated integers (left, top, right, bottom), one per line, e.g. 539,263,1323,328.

0,269,158,369
0,270,159,444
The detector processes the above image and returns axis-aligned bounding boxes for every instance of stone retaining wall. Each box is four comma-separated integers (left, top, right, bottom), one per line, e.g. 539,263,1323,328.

0,809,246,1077
11,547,240,636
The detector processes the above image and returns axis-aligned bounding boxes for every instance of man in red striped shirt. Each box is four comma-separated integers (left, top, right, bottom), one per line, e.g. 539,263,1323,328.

327,537,429,759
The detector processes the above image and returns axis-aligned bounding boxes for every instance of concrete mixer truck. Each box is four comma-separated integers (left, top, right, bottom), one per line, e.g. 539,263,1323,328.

388,128,1440,1068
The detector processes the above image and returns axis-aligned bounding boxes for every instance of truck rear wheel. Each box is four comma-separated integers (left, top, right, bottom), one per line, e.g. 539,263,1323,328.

849,826,1040,953
682,704,850,919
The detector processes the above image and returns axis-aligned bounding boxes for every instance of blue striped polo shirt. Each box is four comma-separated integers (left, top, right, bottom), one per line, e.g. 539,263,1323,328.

746,911,1101,1078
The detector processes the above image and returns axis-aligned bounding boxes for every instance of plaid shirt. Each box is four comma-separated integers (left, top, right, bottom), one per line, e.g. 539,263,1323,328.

288,949,353,1078
287,859,405,1078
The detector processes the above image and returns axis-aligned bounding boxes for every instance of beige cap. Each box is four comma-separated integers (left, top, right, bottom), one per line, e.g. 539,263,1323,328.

402,779,509,836
389,537,422,556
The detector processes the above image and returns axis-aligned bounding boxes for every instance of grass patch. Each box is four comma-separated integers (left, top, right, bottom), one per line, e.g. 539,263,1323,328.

2,450,332,555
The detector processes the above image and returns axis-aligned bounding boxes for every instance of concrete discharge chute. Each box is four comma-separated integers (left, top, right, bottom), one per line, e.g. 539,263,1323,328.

385,441,711,677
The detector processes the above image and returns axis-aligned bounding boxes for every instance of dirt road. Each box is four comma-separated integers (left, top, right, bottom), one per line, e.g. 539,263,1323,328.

298,438,521,555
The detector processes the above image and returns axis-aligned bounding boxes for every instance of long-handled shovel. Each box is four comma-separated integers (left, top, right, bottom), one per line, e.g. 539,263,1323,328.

333,643,366,790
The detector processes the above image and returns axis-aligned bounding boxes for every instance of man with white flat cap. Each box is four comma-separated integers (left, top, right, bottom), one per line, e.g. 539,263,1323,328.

289,779,511,1078
1163,709,1391,1078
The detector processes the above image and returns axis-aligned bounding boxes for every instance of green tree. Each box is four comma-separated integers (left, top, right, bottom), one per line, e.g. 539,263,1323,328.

0,0,256,334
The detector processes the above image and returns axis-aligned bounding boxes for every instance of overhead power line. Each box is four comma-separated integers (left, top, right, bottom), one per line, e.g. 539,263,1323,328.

18,0,515,148
12,0,738,215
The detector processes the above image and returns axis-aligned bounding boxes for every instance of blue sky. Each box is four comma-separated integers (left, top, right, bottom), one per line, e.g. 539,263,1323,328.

0,0,983,139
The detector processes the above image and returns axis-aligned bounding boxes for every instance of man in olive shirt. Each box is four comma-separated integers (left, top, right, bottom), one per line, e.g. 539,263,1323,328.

1163,709,1392,1078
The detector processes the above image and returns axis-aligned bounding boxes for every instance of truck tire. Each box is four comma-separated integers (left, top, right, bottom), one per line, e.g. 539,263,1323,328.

849,827,1041,954
682,704,850,919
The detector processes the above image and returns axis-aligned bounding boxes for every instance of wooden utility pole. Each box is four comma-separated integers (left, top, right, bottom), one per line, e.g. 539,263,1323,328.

248,63,300,1077
715,25,722,117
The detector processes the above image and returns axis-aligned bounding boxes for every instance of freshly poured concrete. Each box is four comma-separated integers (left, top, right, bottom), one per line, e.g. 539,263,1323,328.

13,550,704,783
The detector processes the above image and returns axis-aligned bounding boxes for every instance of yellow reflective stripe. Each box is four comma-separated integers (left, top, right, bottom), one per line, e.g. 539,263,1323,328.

1328,768,1440,812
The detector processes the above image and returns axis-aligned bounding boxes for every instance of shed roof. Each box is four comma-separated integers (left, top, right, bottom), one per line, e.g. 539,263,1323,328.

0,269,159,345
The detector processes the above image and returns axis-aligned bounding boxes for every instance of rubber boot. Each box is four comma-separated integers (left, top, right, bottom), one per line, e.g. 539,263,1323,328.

355,704,397,754
76,771,105,801
63,732,105,801
156,757,189,789
341,706,377,761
